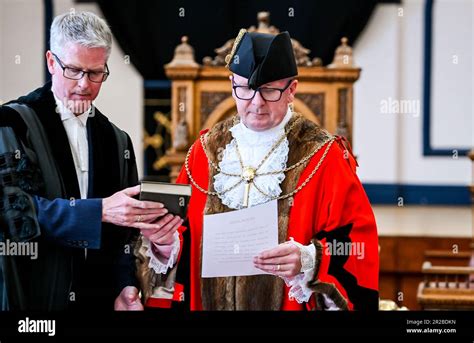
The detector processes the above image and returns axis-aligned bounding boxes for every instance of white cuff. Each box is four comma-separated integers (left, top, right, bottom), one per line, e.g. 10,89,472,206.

282,239,316,304
145,231,180,274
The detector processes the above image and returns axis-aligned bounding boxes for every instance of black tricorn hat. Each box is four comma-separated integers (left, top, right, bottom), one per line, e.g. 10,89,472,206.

225,29,298,89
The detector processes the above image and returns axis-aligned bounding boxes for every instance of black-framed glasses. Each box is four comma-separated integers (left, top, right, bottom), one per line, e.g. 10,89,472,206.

52,52,110,83
232,76,294,102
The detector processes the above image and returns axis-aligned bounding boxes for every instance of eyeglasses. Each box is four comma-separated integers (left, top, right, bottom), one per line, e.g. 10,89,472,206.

52,52,110,83
232,76,294,102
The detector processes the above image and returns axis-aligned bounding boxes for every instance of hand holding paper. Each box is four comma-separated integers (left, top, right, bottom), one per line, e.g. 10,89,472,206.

201,200,279,277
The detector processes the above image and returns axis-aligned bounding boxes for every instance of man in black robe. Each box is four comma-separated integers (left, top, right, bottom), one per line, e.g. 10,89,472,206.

0,11,183,311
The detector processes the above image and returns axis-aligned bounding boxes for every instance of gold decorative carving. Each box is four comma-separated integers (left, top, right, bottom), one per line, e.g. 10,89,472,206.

143,111,171,171
295,93,325,125
200,92,231,127
173,87,189,151
336,88,349,141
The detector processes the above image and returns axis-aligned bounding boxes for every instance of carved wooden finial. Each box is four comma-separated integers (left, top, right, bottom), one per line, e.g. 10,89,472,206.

328,37,355,68
166,35,199,68
249,11,278,35
257,11,270,31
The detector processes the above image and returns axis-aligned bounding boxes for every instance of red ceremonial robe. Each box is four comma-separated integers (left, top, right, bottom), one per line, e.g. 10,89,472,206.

174,114,379,310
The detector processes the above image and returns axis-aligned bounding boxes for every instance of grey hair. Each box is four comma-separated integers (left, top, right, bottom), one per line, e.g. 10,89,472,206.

50,11,112,59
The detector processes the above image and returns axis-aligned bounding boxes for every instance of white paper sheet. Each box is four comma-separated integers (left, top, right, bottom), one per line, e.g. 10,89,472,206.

201,200,279,278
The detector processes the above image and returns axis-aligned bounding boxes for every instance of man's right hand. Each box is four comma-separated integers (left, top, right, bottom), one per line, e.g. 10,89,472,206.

102,185,168,230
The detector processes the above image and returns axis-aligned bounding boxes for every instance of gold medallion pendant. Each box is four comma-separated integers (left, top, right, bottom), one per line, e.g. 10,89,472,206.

242,166,256,207
242,166,256,182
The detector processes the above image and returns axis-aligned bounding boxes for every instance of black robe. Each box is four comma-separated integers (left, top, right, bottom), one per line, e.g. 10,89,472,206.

0,82,139,310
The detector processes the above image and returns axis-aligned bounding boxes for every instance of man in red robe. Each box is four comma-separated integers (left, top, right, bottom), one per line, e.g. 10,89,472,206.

140,29,379,310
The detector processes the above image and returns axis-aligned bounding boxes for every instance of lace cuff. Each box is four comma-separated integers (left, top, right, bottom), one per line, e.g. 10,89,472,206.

289,237,315,272
145,231,180,274
282,239,316,304
282,240,345,309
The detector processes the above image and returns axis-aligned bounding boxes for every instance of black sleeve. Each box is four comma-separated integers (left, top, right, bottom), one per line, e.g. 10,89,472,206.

113,230,140,296
1,105,42,243
113,132,140,296
125,133,139,187
0,105,28,141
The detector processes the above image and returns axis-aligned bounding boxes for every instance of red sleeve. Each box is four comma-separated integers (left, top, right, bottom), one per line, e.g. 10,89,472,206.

175,128,209,185
308,138,379,310
174,138,196,261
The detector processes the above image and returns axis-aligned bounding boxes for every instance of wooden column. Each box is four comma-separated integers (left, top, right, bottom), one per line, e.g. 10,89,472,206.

164,36,200,182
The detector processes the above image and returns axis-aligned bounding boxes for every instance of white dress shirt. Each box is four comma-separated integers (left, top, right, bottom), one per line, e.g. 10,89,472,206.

53,93,90,200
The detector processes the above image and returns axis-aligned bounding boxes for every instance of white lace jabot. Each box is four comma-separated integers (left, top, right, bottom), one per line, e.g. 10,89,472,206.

213,107,292,210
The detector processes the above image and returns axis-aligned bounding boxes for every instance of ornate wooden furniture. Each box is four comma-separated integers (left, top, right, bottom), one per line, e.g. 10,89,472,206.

163,12,361,181
413,149,474,310
379,235,472,310
417,262,474,310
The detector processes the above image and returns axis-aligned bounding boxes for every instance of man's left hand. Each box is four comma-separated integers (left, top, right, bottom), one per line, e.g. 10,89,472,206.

141,214,183,246
254,242,302,278
114,286,144,311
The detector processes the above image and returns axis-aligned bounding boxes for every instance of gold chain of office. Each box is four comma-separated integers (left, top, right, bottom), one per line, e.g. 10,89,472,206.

184,115,335,203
